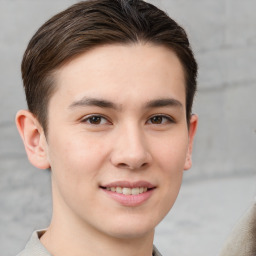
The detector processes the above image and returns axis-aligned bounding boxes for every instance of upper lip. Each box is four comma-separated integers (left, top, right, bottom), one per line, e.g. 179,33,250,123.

100,180,155,189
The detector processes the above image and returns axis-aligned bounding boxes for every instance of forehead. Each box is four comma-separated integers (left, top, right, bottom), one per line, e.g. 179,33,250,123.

51,43,186,108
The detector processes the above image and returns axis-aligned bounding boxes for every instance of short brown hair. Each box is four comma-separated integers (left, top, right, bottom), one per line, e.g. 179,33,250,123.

22,0,198,132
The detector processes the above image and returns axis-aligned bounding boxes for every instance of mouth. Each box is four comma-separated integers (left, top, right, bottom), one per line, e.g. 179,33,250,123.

100,186,154,195
99,181,156,206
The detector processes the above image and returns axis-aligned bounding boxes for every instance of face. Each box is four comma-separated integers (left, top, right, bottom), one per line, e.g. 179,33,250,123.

43,44,197,239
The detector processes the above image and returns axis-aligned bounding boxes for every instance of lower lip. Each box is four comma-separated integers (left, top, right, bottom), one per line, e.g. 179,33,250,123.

102,189,154,207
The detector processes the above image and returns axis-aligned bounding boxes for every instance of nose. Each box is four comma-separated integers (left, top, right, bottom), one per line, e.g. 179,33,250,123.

110,125,152,170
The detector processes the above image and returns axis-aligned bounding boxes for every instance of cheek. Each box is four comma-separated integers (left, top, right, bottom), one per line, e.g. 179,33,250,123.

157,141,185,194
48,132,110,189
50,131,106,163
48,134,111,212
152,132,189,174
150,132,188,215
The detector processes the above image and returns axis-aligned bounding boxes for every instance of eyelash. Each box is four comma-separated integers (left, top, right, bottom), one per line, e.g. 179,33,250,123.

147,114,174,125
81,114,174,126
81,115,110,125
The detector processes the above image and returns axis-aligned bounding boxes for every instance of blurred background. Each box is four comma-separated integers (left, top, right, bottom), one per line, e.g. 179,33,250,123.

0,0,256,255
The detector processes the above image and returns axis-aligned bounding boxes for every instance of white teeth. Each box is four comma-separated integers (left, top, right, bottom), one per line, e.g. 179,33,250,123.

123,188,131,195
116,187,122,193
106,187,148,195
132,188,140,195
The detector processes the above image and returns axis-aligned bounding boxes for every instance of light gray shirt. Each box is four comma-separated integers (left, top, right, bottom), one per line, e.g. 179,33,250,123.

17,230,162,256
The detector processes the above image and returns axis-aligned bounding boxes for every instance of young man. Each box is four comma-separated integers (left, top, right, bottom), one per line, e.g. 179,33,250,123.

16,0,198,255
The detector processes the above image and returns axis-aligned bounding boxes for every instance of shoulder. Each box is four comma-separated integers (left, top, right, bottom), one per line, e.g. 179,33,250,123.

153,245,162,256
16,230,51,256
219,198,256,256
16,250,28,256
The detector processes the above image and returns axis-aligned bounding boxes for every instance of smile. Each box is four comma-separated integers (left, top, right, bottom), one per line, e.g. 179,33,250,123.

100,181,155,206
104,187,148,195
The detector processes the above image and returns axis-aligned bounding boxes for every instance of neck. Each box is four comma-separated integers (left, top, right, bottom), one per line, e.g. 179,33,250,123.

41,218,155,256
40,184,155,256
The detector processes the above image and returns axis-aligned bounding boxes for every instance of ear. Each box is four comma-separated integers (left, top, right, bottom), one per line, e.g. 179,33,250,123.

184,114,198,170
16,110,50,169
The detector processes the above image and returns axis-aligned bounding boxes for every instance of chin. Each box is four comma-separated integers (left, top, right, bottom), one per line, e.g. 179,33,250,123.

103,216,158,239
109,227,154,240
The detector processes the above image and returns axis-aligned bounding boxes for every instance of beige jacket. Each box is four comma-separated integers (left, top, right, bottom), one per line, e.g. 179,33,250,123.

219,198,256,256
17,230,162,256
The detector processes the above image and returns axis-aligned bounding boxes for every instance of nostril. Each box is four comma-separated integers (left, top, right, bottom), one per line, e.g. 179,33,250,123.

117,162,148,170
118,163,128,168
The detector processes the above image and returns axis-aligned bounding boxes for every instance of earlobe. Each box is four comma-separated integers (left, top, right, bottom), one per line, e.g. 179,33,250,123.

184,114,198,171
16,110,50,169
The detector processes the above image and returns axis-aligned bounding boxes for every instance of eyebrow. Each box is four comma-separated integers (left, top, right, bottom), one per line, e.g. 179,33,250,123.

145,98,183,109
69,97,183,110
69,97,119,110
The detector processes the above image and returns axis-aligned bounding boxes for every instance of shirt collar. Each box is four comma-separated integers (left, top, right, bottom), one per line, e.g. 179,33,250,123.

19,230,162,256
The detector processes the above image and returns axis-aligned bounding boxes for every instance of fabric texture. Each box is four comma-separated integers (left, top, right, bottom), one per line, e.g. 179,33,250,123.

153,245,162,256
17,230,51,256
17,230,162,256
219,198,256,256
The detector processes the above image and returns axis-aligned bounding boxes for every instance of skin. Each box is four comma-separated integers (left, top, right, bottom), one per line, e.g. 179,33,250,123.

16,43,197,256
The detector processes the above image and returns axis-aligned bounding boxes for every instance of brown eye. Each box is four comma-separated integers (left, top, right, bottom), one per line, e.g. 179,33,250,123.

88,116,102,124
82,115,109,125
151,116,163,124
147,115,174,125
